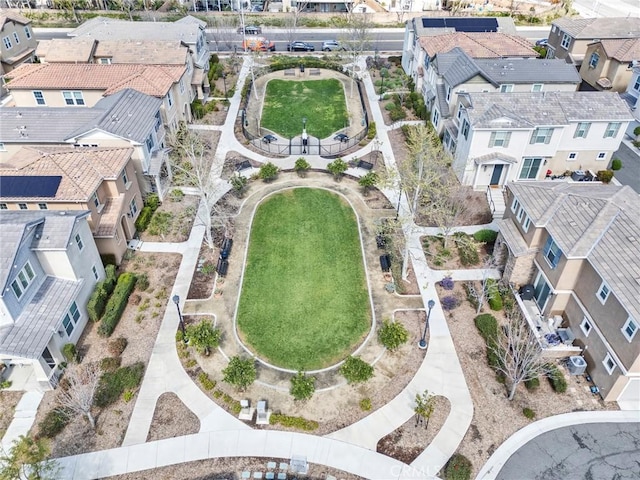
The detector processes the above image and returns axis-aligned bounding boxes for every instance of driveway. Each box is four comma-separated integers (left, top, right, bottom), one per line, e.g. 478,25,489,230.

612,142,640,193
496,422,640,480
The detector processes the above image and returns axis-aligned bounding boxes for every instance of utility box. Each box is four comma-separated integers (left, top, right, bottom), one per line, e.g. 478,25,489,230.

568,356,587,375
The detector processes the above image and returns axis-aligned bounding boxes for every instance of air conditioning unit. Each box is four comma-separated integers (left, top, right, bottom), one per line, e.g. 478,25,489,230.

567,356,587,375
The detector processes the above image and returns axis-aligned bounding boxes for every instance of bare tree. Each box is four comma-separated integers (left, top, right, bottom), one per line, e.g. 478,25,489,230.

56,363,102,429
284,0,309,45
339,12,372,97
490,312,549,400
207,15,237,53
464,255,501,314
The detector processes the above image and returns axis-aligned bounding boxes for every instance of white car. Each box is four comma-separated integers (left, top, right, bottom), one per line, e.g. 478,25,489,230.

322,40,344,52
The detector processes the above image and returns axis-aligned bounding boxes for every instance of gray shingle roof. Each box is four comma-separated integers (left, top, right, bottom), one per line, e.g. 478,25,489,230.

465,91,633,128
475,58,581,85
0,276,83,359
435,48,482,88
507,182,640,321
553,17,640,40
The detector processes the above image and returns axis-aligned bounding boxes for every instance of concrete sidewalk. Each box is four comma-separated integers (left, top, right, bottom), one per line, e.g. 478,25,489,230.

0,391,43,451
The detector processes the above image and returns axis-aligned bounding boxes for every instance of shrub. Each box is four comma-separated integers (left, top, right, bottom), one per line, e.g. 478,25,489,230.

135,206,154,232
486,279,503,311
439,276,454,290
359,398,372,411
389,106,407,122
339,356,374,384
145,193,160,211
634,125,640,137
474,314,498,342
525,377,540,391
230,174,248,196
169,189,185,202
456,237,480,266
378,320,409,351
222,356,256,391
290,371,316,401
38,408,70,438
358,171,379,192
108,337,128,357
185,320,221,355
444,453,472,480
441,295,460,311
122,390,134,403
62,343,78,363
523,407,536,419
104,264,117,292
87,283,109,322
136,273,150,292
94,362,145,408
596,169,614,184
463,282,480,311
198,372,216,391
294,157,311,177
259,162,279,182
367,121,377,139
97,273,137,337
327,158,348,180
270,413,318,431
473,229,498,243
100,356,122,373
546,365,567,393
611,158,622,171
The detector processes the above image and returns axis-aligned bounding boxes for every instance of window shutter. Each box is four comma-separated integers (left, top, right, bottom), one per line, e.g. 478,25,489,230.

530,130,536,144
489,132,496,147
504,132,511,147
544,130,552,144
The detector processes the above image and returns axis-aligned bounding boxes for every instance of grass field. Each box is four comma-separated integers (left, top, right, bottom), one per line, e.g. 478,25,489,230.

260,79,348,139
236,189,370,370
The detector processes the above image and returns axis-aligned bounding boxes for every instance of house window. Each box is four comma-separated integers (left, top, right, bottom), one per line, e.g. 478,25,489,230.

516,206,525,222
456,105,463,120
122,169,129,187
634,78,640,92
92,265,99,280
622,318,638,341
597,152,606,160
38,203,48,210
24,27,32,39
0,203,7,209
530,128,553,144
567,152,577,161
432,109,440,127
91,192,100,209
604,122,621,138
167,90,173,107
2,36,12,49
18,203,27,210
580,317,592,337
129,198,138,216
186,62,192,73
99,57,112,64
445,86,451,102
489,131,511,148
12,32,20,45
500,84,514,93
145,134,154,153
154,111,162,132
461,120,470,140
510,197,520,214
531,84,543,92
561,33,571,49
10,262,35,299
33,91,45,105
519,158,543,180
589,52,599,69
596,281,610,304
179,79,185,94
62,301,81,336
75,233,84,251
543,235,562,269
522,216,531,233
602,353,616,374
574,122,591,138
62,91,85,106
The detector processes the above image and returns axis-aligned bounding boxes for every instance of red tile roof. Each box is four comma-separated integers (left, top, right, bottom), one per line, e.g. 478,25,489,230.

420,32,538,59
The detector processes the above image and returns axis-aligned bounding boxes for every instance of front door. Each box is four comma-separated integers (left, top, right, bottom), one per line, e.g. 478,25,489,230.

533,272,551,311
490,165,504,185
41,347,56,375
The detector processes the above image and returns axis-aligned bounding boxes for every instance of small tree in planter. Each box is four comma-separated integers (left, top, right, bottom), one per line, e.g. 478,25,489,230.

327,158,348,181
358,171,379,194
229,173,248,197
259,162,279,182
294,157,311,177
414,389,436,430
186,320,221,356
222,356,256,391
289,371,316,401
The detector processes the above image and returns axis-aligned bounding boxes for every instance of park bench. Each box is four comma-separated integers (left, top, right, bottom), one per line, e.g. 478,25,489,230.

216,258,229,276
310,68,321,75
284,69,295,76
235,160,252,171
357,160,373,170
379,254,391,272
221,238,233,259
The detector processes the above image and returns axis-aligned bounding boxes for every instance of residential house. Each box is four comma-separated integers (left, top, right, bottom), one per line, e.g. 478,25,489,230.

67,15,210,99
0,89,171,199
0,12,37,98
3,62,192,129
546,17,640,67
425,47,581,135
401,16,519,88
621,64,640,126
35,39,203,101
0,210,104,391
445,91,633,189
579,38,640,92
496,182,640,409
0,146,141,265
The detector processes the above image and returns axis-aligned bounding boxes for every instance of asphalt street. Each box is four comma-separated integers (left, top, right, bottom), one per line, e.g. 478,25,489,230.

497,422,640,480
612,142,640,194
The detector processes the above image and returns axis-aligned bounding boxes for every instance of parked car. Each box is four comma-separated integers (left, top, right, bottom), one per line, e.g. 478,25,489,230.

238,25,262,35
287,41,315,52
262,134,277,143
535,39,549,47
322,40,344,52
242,37,275,52
334,133,349,142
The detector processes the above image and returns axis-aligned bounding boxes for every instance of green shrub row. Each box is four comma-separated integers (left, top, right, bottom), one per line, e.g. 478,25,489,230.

546,365,568,393
198,372,217,391
97,273,137,337
38,408,70,438
367,121,377,140
270,413,319,431
87,264,118,322
94,362,145,408
485,279,503,311
473,229,498,243
474,314,498,342
135,206,154,232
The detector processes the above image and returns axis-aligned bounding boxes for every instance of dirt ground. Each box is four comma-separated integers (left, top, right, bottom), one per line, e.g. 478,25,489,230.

0,391,22,438
31,253,181,458
422,235,494,270
139,194,199,243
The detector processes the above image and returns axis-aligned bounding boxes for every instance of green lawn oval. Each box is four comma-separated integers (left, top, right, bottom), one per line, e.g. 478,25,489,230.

236,188,370,370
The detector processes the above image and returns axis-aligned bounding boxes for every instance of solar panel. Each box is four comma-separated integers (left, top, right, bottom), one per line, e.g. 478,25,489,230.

0,176,62,198
422,17,499,33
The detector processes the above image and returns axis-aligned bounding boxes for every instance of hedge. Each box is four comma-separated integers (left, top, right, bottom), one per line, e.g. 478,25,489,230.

87,284,109,322
473,229,498,243
486,279,503,311
270,413,319,431
135,206,153,232
94,362,145,408
38,408,70,438
474,314,498,342
546,364,567,393
97,273,137,337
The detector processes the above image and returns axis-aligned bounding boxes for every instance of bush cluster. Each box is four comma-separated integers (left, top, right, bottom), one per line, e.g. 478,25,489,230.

339,356,374,384
546,365,568,393
87,264,118,322
473,229,498,244
405,91,427,119
94,362,145,408
62,343,78,363
108,337,128,357
378,320,409,351
198,372,217,391
367,121,377,139
191,98,219,120
441,295,460,311
456,236,480,267
525,377,540,391
444,453,472,480
485,279,503,311
523,407,536,419
270,413,319,431
596,170,614,184
359,398,372,411
474,314,502,369
97,273,137,337
439,276,454,290
37,408,70,438
135,194,162,232
289,372,316,401
100,356,122,373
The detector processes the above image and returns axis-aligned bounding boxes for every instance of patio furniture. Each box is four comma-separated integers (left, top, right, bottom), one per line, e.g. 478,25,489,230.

238,399,254,421
277,474,286,480
242,472,251,479
266,473,275,480
253,473,263,479
279,463,288,472
267,462,276,470
290,455,308,474
256,400,271,425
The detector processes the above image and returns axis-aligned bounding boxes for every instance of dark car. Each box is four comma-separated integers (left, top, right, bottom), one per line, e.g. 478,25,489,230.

262,134,277,143
334,133,349,143
287,41,315,52
535,38,549,47
238,25,262,35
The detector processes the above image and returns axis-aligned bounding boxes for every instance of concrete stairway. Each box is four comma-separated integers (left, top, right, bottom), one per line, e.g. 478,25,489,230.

486,186,506,220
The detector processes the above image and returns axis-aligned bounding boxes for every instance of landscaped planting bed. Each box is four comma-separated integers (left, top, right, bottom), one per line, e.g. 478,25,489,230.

237,188,370,370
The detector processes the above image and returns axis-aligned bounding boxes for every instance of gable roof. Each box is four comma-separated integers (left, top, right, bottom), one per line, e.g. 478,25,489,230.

596,38,640,62
0,12,31,29
35,39,97,63
420,32,538,59
553,17,640,40
507,182,640,322
5,63,185,98
412,16,517,36
463,91,633,128
0,147,133,202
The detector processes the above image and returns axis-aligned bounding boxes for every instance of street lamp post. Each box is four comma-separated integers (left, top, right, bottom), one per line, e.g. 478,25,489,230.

302,117,307,131
395,186,403,221
172,295,187,343
419,300,436,349
379,70,385,101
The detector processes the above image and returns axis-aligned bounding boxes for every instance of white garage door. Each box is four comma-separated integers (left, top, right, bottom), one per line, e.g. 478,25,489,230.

618,378,640,410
